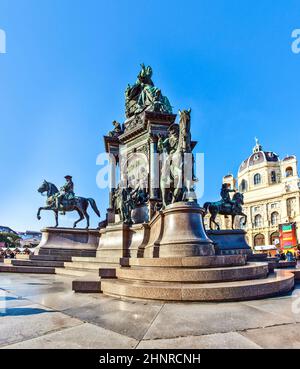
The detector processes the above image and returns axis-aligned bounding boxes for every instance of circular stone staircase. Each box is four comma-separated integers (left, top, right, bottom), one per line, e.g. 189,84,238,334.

100,255,294,302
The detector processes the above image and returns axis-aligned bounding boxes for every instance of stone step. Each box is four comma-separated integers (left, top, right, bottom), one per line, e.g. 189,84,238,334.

268,260,297,272
116,262,269,283
279,268,300,281
71,256,120,264
63,261,104,270
63,262,118,271
38,248,96,258
0,264,55,274
55,267,99,277
101,271,294,302
10,260,65,268
72,277,102,293
30,255,73,262
120,255,247,268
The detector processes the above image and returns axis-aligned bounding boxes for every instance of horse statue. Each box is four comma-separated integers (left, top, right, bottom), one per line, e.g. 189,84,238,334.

37,180,100,228
203,192,247,230
159,109,195,208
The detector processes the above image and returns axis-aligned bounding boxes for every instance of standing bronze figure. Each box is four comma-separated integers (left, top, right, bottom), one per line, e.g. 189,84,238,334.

159,109,196,208
37,179,100,228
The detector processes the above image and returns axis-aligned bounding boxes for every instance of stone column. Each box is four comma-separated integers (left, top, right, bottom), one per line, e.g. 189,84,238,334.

150,136,159,199
108,153,116,208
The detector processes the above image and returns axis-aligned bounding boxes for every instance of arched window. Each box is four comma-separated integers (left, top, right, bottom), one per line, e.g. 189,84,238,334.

254,214,262,228
239,179,247,193
286,167,294,177
254,234,265,246
271,171,277,184
270,232,280,246
239,217,246,229
271,212,279,226
287,197,296,218
254,173,261,185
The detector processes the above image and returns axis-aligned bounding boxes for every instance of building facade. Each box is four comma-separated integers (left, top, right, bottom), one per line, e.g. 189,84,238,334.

209,139,300,251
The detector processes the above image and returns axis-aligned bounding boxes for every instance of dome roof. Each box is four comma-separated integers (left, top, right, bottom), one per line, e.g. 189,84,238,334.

283,155,296,162
239,139,279,173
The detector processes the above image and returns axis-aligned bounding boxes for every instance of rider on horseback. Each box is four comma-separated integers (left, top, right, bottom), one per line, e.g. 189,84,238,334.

55,175,75,211
220,183,236,211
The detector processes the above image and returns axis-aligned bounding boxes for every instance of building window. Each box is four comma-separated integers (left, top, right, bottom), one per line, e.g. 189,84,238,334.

271,212,279,226
254,214,262,228
239,217,246,229
254,234,265,246
287,197,296,218
254,173,261,185
286,167,294,177
239,179,247,193
271,171,277,184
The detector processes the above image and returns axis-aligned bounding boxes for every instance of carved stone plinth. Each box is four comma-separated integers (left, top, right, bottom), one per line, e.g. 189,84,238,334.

206,229,252,256
158,202,215,257
96,223,130,259
35,227,100,257
128,223,150,258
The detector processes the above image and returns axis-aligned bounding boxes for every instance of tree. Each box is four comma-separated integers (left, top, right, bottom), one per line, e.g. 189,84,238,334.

0,232,21,248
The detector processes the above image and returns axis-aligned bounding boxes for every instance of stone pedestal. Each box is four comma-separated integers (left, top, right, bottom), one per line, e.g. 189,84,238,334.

206,230,252,256
35,227,100,257
127,223,150,258
158,202,215,257
96,223,130,259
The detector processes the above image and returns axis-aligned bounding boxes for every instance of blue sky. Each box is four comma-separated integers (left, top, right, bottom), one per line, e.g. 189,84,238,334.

1,0,300,231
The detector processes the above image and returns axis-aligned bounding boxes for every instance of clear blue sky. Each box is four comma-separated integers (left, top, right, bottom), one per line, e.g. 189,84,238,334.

1,0,300,231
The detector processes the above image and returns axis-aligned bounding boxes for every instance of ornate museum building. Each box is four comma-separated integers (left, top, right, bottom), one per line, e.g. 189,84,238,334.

214,139,300,251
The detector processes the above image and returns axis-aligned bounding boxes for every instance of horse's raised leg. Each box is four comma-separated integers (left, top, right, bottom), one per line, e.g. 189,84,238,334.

241,213,247,226
37,206,52,220
73,209,84,228
37,207,43,220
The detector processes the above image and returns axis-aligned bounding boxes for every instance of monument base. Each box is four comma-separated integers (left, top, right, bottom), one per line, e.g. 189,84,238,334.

101,256,294,302
143,202,215,258
97,204,294,302
36,227,100,257
206,229,252,256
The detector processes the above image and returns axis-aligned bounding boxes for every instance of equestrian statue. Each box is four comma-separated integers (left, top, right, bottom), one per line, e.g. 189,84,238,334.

37,176,100,228
203,183,247,230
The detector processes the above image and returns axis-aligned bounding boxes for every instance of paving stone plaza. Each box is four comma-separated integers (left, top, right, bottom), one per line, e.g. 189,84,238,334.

1,272,300,349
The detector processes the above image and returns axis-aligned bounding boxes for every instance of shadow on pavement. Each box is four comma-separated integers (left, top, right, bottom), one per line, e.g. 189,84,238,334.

0,307,54,317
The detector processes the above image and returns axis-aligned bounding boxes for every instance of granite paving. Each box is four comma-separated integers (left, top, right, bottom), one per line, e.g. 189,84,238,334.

0,272,299,349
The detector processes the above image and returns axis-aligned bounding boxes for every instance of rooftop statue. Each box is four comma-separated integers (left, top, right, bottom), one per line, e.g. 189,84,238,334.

108,120,124,138
37,177,100,228
203,184,247,230
125,64,172,118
